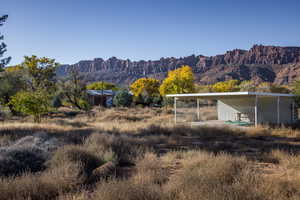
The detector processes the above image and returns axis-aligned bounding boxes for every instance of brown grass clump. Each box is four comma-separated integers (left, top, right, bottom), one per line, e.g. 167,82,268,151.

161,150,300,200
0,161,83,200
163,151,260,200
132,152,168,185
92,179,162,200
57,191,91,200
84,133,145,165
48,145,104,177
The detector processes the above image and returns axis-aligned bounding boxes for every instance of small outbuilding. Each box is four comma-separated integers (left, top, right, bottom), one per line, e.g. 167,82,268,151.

87,90,115,107
166,92,298,126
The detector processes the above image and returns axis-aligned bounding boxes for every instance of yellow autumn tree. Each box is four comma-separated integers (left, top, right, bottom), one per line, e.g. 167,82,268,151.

159,65,195,96
5,65,24,72
130,77,160,97
211,80,240,92
238,80,256,92
86,81,119,91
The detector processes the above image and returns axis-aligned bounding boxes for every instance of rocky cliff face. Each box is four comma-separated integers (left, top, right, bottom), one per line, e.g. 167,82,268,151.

57,45,300,85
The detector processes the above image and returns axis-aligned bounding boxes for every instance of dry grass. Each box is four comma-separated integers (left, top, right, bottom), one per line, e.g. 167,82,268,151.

0,107,300,199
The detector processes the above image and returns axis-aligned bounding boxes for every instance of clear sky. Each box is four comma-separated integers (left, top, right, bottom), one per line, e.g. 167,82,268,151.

1,0,300,65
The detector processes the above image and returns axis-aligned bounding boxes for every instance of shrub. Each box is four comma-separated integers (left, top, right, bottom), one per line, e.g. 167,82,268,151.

0,71,26,114
84,133,144,165
51,95,62,108
238,80,256,91
48,145,103,176
133,152,168,185
0,147,46,177
113,90,132,107
9,91,51,122
78,99,91,111
164,151,263,200
162,97,174,108
92,179,161,200
0,162,83,200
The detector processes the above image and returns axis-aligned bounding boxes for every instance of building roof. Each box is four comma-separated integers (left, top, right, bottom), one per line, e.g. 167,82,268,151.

87,90,115,96
166,91,296,98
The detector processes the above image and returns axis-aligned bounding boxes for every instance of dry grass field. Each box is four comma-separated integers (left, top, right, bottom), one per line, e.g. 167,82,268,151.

1,107,300,200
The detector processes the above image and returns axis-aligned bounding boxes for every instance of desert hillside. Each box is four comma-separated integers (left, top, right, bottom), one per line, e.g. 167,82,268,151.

57,45,300,85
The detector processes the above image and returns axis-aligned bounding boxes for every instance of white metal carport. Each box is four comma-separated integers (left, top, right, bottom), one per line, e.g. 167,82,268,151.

166,92,297,127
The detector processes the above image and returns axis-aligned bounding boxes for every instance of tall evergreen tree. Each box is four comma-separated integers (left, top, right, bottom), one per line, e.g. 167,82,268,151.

0,15,10,69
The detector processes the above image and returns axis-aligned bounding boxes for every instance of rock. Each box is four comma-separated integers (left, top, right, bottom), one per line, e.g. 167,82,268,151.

56,45,300,85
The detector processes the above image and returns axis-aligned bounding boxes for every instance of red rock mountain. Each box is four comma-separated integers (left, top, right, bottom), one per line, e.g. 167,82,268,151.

57,45,300,85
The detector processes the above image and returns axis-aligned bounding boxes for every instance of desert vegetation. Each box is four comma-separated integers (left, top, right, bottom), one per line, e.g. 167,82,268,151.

0,107,299,199
2,13,300,200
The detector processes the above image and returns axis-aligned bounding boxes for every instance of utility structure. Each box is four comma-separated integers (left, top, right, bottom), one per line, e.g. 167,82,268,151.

86,90,115,107
167,92,298,126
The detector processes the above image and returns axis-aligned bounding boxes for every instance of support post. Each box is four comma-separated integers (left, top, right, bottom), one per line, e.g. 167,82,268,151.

255,95,258,127
277,96,280,125
197,98,200,121
174,97,177,124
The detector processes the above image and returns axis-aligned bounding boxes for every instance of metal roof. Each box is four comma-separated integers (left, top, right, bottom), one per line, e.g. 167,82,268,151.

166,91,296,98
86,90,115,96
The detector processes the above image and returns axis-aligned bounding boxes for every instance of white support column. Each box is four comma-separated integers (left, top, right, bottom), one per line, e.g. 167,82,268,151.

174,97,177,124
197,98,200,121
277,96,280,125
255,95,258,127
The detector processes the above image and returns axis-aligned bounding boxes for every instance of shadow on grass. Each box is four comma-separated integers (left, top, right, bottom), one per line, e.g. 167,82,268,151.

101,125,300,162
0,127,95,145
2,122,300,163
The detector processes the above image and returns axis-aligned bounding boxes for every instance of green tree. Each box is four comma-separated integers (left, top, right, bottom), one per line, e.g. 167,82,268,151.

0,15,11,69
86,81,119,91
159,65,195,96
58,69,90,110
0,71,26,114
3,56,58,117
19,55,58,92
113,90,132,107
9,91,51,122
256,82,290,93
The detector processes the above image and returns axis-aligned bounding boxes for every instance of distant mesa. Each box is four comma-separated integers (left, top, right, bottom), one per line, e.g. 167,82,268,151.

56,45,300,85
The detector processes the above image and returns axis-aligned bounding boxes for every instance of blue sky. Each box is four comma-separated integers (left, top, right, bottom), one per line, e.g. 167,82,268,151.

1,0,300,65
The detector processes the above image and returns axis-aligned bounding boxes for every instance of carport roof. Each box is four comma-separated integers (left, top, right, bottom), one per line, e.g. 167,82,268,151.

166,91,296,98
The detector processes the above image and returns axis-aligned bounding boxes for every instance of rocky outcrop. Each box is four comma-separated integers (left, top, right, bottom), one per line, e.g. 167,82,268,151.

57,45,300,85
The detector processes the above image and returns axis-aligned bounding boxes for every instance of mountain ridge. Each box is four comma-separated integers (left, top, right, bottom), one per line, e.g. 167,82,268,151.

57,45,300,85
